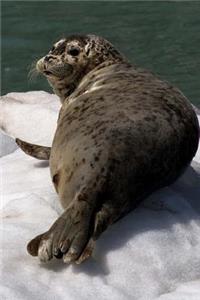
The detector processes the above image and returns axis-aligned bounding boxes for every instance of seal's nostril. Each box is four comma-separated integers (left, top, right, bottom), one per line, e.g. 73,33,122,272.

44,55,54,62
44,56,49,62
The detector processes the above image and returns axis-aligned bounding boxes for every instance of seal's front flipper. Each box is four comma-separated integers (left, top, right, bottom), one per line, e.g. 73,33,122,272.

15,138,51,160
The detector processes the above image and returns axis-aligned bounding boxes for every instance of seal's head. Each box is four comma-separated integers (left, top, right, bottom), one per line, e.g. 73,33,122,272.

36,34,126,102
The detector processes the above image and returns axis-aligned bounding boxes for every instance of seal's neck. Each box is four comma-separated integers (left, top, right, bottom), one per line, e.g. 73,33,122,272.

48,76,81,104
47,63,94,103
50,80,76,104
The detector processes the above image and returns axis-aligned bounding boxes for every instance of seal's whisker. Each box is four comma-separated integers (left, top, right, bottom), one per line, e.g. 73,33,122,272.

47,63,73,78
28,60,39,82
28,69,37,82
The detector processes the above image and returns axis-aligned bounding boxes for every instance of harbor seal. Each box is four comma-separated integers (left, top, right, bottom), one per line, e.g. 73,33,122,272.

16,34,199,264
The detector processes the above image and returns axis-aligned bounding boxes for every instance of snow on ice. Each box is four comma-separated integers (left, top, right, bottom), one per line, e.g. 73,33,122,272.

0,91,200,300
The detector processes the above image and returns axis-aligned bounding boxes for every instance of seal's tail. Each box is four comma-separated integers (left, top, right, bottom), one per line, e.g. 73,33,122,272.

15,138,51,160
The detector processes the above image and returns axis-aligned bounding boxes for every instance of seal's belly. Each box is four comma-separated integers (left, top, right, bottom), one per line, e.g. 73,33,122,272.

49,117,108,208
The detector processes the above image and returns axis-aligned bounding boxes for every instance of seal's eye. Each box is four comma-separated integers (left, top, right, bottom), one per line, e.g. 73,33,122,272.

68,48,80,56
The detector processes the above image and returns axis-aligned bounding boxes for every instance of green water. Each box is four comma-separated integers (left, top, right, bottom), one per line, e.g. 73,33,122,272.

2,1,200,106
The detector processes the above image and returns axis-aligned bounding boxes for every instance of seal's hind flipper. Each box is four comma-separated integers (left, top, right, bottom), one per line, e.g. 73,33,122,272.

15,138,51,160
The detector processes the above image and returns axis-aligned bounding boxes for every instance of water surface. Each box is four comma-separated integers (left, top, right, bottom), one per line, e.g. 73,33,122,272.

2,1,200,105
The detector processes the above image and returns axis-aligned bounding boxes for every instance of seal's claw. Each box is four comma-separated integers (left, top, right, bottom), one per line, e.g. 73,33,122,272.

38,236,53,262
63,248,79,263
62,232,89,263
75,238,95,264
53,249,63,259
27,202,93,264
27,231,54,262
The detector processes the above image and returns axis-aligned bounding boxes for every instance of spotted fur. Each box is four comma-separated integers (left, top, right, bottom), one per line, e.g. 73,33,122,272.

20,34,199,264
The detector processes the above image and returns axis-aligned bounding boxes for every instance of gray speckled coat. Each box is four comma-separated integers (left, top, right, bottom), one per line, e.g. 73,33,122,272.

16,35,199,264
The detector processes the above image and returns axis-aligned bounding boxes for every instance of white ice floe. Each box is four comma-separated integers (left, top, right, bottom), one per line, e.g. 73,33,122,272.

0,91,200,300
